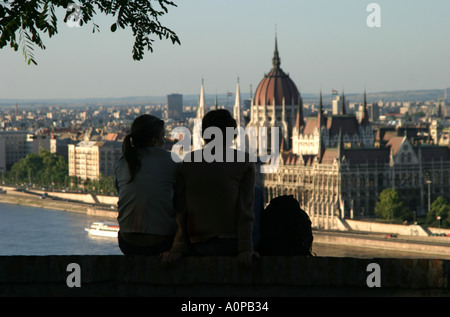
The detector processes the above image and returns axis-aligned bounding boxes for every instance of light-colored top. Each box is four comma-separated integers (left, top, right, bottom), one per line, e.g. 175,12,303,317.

171,148,256,253
115,147,179,236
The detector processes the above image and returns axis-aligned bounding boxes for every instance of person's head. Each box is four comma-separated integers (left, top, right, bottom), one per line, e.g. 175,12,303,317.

127,114,165,148
122,114,165,182
202,109,237,146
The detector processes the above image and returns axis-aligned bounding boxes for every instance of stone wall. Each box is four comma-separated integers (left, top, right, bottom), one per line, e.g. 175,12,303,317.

0,256,448,297
345,219,430,236
0,186,118,206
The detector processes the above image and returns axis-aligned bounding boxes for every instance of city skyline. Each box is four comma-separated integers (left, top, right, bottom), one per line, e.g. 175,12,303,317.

1,0,449,100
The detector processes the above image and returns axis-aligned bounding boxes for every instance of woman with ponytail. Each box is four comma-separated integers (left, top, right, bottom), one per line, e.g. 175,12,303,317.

115,114,179,256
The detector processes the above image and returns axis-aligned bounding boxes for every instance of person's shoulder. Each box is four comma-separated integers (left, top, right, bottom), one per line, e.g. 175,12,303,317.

142,147,180,166
152,146,174,158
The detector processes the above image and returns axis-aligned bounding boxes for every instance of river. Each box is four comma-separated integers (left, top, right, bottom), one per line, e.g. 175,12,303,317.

0,202,121,255
0,202,444,258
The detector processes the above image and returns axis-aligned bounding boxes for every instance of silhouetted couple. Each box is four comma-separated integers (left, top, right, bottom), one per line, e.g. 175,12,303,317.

115,109,257,265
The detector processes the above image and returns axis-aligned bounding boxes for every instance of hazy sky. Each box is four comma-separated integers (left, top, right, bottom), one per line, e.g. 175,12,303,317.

1,0,449,100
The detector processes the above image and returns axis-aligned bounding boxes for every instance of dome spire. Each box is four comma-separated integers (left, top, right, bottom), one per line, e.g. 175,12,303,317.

272,28,281,70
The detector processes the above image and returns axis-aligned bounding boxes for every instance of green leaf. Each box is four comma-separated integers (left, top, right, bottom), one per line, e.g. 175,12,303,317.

110,22,117,32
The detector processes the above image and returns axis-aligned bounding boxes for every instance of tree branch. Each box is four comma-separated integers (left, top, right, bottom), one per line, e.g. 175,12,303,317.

0,0,180,65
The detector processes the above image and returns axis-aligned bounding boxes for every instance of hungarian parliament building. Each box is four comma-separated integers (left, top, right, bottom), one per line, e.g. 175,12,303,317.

195,36,450,228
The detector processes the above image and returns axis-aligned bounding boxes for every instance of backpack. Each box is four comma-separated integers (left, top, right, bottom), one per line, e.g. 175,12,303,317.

258,195,313,256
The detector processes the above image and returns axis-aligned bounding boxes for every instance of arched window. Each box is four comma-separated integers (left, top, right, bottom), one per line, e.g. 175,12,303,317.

407,173,412,186
434,172,440,184
395,174,400,186
424,171,431,183
351,174,356,187
360,176,365,187
368,174,374,187
378,173,384,188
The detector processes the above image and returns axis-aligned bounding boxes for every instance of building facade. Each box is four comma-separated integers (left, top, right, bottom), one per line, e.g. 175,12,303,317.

167,93,183,120
31,134,57,155
245,37,450,227
263,135,450,228
0,131,29,173
68,141,122,180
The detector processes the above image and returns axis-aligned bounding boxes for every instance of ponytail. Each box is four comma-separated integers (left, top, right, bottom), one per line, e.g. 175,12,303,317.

123,133,141,183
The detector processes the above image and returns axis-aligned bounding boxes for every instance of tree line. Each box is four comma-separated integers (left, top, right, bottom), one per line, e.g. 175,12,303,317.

1,150,116,196
375,188,450,228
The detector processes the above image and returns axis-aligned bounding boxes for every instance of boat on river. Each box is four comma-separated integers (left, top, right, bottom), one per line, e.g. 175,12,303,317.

85,221,119,238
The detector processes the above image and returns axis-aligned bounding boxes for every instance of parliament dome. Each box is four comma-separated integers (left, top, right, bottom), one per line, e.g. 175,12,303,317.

253,37,301,106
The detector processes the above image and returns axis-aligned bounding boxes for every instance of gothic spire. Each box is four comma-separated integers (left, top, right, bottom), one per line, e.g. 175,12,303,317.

318,130,325,163
272,33,281,70
197,78,205,119
318,90,325,128
340,90,346,115
360,89,370,126
337,127,344,159
295,94,305,129
233,77,244,127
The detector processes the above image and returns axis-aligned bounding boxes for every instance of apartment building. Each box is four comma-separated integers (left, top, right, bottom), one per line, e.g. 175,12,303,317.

68,141,122,180
0,131,29,173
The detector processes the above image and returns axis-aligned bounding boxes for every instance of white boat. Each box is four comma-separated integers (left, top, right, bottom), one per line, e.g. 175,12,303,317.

85,221,119,238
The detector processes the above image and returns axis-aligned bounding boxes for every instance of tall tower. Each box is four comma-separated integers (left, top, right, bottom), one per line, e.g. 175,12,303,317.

318,90,325,128
233,78,245,128
340,91,346,115
167,93,183,119
193,79,206,150
197,79,206,119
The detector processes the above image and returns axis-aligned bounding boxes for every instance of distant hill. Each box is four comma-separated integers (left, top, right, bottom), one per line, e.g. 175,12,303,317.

353,89,447,103
302,89,448,104
0,89,447,108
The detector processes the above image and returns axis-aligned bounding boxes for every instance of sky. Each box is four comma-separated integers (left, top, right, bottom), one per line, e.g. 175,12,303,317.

0,0,449,100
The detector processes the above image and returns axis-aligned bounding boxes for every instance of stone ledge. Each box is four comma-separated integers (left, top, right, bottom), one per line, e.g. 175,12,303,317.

0,256,448,296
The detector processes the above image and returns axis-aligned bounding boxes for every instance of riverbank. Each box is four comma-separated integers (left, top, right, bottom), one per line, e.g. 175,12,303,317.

0,187,118,218
313,230,450,260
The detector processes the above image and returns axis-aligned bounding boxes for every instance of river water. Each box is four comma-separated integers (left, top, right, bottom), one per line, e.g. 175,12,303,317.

0,202,121,255
0,202,444,259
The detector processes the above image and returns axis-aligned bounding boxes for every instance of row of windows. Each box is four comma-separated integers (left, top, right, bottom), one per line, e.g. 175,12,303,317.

399,152,413,163
266,170,450,188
